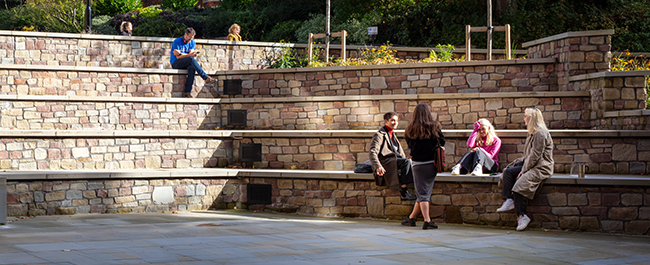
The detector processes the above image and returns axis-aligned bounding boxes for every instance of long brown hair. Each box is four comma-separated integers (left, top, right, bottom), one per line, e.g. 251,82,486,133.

405,103,441,139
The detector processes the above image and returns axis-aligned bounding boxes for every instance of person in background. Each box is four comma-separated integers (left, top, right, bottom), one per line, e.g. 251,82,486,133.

401,103,445,230
369,112,416,200
451,119,501,176
170,27,216,97
119,21,132,36
227,24,242,41
496,108,554,231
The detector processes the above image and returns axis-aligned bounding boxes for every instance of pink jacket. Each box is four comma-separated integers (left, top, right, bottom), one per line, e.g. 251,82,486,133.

467,121,501,167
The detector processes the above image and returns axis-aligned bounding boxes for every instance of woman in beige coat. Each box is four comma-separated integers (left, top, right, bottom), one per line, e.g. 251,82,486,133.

496,108,554,231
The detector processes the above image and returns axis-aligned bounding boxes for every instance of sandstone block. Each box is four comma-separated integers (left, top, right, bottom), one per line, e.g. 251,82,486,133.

559,216,579,229
608,207,638,220
625,221,650,235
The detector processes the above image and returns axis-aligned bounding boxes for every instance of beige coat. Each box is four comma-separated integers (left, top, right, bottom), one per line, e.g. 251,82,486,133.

369,126,406,187
503,129,554,199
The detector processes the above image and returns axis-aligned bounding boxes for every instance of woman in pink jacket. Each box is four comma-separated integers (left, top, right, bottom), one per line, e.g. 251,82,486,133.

451,119,501,175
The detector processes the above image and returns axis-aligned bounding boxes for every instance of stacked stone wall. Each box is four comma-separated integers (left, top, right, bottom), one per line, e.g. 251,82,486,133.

0,137,231,170
218,63,557,97
0,101,220,130
0,134,647,174
222,97,590,130
0,69,219,98
0,33,513,73
5,177,650,235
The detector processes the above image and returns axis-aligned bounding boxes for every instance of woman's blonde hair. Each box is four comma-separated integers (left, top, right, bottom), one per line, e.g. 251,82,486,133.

475,118,497,147
229,23,240,34
525,108,547,134
120,21,132,32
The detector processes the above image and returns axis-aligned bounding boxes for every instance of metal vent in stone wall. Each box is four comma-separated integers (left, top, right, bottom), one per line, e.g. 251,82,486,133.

223,79,243,95
228,110,247,126
247,184,272,205
240,143,262,162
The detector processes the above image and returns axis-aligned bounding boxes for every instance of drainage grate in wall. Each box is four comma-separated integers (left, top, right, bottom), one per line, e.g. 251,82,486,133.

228,110,247,126
223,79,243,95
240,143,262,162
247,184,272,204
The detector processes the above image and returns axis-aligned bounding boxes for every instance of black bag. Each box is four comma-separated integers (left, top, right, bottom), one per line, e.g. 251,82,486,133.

354,161,373,173
433,144,446,172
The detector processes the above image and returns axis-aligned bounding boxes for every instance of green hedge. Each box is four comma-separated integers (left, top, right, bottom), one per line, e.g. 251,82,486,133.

1,0,648,52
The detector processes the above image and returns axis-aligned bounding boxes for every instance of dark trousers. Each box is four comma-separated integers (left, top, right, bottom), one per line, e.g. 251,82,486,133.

501,166,528,216
396,158,414,185
457,149,498,174
172,57,209,93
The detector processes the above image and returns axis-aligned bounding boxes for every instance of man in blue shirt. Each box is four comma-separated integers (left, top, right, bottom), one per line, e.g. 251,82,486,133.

170,27,216,97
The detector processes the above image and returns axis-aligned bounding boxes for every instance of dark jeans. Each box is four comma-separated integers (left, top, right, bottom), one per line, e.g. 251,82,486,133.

172,57,209,93
457,149,498,174
396,158,414,185
501,166,528,216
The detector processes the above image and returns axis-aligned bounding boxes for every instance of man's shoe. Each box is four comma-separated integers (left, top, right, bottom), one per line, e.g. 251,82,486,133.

205,77,217,84
422,221,438,230
496,199,515,212
470,164,483,176
401,190,416,200
183,92,192,98
516,214,531,231
401,217,416,227
451,164,461,175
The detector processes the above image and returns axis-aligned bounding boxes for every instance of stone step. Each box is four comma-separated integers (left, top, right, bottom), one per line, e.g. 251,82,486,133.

3,168,648,186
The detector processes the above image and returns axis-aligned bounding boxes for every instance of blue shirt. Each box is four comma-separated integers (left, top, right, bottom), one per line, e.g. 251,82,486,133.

170,36,195,65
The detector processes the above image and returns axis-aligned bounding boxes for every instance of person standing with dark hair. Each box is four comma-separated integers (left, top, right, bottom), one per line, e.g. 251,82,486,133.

401,103,445,229
369,112,416,200
170,27,216,97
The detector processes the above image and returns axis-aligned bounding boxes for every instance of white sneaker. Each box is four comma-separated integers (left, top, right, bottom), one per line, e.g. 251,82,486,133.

470,164,483,176
517,214,531,231
496,199,514,212
451,164,461,175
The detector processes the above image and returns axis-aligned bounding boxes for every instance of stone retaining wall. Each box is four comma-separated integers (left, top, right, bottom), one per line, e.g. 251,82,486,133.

0,31,514,73
221,96,590,130
217,61,558,97
0,101,220,130
0,68,218,98
1,132,645,174
4,177,649,235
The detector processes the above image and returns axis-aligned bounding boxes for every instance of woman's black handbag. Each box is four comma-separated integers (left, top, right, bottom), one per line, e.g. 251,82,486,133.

434,144,446,172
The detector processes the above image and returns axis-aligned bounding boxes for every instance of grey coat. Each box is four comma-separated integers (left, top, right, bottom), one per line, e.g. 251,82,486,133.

503,129,554,199
369,126,406,187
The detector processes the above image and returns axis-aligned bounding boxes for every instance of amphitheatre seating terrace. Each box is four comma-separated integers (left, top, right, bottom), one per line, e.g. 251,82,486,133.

0,29,649,235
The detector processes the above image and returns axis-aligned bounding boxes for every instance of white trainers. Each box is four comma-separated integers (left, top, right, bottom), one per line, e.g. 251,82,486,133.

471,164,483,176
451,164,461,175
517,214,531,231
496,198,515,212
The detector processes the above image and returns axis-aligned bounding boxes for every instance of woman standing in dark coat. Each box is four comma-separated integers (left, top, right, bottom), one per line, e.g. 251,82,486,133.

401,103,445,229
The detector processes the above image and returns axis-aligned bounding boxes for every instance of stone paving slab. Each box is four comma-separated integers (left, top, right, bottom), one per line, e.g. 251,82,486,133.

0,211,649,265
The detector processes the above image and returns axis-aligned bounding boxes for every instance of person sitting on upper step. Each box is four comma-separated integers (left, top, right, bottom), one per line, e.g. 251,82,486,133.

451,119,501,176
170,27,216,98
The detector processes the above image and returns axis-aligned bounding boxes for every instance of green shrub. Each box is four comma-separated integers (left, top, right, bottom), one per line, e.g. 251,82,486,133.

92,15,116,35
295,13,380,45
0,0,85,33
133,17,186,37
93,0,142,17
161,0,198,11
262,20,301,42
135,5,162,18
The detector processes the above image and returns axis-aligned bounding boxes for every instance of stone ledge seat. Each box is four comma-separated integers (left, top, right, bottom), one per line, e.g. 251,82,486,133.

3,168,648,186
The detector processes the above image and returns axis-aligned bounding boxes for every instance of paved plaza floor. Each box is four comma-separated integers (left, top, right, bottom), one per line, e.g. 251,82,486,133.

1,211,649,265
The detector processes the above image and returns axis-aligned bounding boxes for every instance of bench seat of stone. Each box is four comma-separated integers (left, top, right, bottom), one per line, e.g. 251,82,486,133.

3,169,648,186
